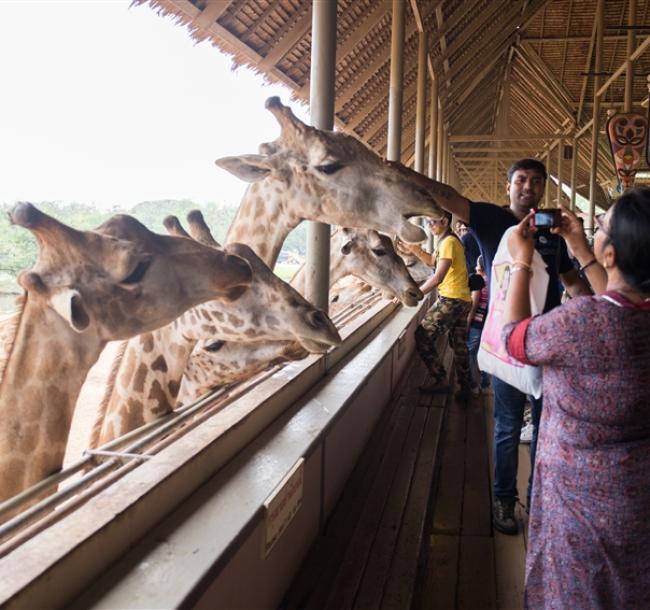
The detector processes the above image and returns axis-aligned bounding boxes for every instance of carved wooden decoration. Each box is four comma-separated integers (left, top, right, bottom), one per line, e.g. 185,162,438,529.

606,112,648,190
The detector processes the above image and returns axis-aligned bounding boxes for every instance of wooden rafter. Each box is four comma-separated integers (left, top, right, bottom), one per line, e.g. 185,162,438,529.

191,0,230,31
446,0,552,98
258,5,312,69
515,43,576,120
559,0,574,85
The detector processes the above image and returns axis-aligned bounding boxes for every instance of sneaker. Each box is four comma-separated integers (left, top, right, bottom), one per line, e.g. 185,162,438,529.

418,382,450,394
493,496,518,535
520,422,534,444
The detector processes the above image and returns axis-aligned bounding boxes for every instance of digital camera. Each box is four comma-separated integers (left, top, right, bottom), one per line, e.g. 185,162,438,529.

531,208,562,228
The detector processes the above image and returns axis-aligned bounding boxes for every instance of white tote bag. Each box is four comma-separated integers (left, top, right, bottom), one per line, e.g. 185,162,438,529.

477,226,549,398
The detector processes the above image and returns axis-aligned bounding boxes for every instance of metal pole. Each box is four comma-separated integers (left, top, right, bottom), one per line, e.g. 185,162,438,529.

436,112,443,180
386,0,405,162
428,76,438,179
545,152,551,207
306,0,336,311
570,138,579,212
589,0,604,233
557,138,563,206
625,0,637,112
440,127,449,184
414,32,427,173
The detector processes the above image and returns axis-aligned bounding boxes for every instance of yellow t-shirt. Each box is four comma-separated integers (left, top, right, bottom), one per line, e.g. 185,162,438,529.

436,235,470,301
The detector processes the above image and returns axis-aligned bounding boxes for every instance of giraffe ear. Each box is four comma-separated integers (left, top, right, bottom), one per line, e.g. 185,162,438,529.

215,155,272,183
50,288,90,332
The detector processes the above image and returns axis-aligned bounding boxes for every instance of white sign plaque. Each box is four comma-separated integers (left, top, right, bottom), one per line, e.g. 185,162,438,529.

262,458,304,558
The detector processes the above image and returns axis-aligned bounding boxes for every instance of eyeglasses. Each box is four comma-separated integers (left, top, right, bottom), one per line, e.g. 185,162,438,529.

427,219,443,225
594,213,608,236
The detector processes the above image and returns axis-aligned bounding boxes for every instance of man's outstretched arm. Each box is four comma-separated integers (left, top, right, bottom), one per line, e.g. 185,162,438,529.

386,161,471,223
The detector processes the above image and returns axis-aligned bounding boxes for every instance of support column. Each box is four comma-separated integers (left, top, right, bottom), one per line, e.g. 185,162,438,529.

414,32,427,173
427,76,438,179
386,0,405,162
570,139,579,212
545,152,551,207
588,0,604,233
557,138,563,206
306,0,336,311
436,114,443,180
625,0,637,112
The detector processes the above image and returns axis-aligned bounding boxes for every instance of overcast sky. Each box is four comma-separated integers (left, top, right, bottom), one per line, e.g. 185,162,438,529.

0,0,308,210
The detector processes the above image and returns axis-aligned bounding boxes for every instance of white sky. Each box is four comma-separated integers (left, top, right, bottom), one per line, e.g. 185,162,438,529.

0,0,309,210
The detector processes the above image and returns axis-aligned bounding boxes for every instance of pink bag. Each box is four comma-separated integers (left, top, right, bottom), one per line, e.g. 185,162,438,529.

477,226,548,398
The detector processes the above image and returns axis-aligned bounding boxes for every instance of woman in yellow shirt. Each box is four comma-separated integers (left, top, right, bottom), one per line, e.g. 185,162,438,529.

405,211,474,401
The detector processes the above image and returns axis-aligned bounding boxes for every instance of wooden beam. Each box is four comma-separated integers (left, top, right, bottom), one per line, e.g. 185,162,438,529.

457,160,493,200
450,134,570,142
522,34,627,43
596,35,650,98
172,0,301,94
515,43,576,120
452,147,541,152
259,6,312,69
191,0,230,30
446,0,551,91
435,0,510,86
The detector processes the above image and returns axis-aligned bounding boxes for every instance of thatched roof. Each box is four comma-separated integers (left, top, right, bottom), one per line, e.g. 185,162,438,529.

134,0,650,209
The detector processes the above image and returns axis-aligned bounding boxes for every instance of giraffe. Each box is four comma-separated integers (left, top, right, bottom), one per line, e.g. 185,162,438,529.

220,96,443,267
91,94,442,445
0,202,253,503
90,212,341,447
290,228,423,306
178,227,423,402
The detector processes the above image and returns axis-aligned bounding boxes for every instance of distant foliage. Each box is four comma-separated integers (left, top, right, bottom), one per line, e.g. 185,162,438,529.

0,199,307,306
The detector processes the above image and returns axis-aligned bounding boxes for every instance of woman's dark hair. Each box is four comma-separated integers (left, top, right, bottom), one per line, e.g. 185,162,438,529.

507,158,548,182
609,187,650,293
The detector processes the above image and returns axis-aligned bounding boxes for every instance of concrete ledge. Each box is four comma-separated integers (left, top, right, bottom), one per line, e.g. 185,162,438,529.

0,297,431,610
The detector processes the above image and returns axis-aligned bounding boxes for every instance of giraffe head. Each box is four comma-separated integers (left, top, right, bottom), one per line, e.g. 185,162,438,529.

333,229,423,306
215,97,443,244
9,202,253,342
167,212,341,353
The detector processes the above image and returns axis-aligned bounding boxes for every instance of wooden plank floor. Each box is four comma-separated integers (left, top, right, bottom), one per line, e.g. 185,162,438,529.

281,343,530,610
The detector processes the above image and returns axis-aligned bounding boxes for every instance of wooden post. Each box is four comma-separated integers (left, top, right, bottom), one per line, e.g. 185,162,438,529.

588,0,604,234
414,31,427,173
436,114,443,180
428,77,438,178
305,0,336,311
545,152,551,207
387,0,405,162
557,138,563,206
570,139,579,212
625,0,637,112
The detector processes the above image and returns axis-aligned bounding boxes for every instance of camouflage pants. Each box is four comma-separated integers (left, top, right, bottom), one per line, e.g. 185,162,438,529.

415,295,472,389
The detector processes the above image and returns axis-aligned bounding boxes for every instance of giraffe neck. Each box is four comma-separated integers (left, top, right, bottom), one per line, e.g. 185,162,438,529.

225,181,300,267
0,299,102,501
91,321,194,447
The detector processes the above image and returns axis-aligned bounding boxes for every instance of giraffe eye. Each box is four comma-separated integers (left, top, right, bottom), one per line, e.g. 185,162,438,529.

315,162,343,175
371,248,387,257
205,340,224,352
120,259,151,285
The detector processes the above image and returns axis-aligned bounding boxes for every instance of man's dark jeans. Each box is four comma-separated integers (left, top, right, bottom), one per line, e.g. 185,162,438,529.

492,375,542,505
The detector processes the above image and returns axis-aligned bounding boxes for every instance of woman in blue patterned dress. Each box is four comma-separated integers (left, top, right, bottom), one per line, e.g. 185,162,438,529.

501,188,650,609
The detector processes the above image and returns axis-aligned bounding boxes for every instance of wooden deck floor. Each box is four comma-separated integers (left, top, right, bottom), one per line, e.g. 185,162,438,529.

282,345,532,610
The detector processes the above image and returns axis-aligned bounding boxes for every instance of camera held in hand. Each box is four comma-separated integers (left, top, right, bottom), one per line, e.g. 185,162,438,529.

531,208,562,229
